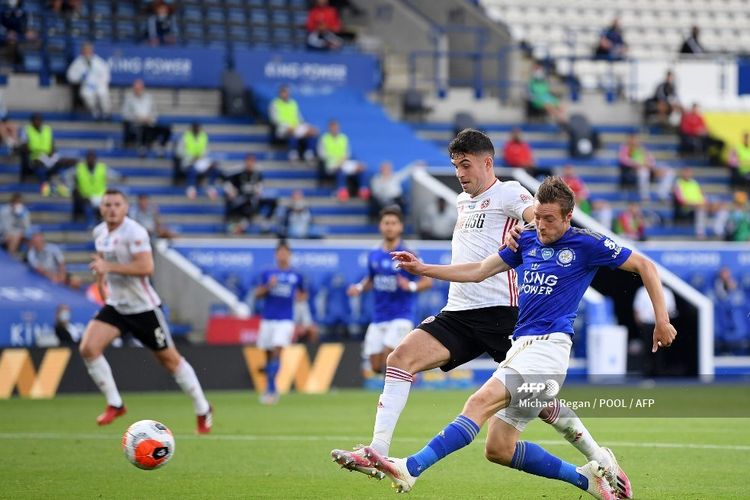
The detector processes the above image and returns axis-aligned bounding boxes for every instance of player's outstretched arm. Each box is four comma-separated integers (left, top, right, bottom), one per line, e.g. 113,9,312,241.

391,251,510,283
618,252,677,352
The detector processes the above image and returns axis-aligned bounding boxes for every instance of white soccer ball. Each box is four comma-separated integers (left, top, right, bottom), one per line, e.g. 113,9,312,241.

121,420,175,470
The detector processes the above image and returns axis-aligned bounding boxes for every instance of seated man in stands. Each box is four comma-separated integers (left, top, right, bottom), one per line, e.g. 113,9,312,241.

223,154,277,234
678,103,723,161
502,127,554,179
277,190,319,239
49,0,81,15
652,70,682,127
268,85,319,162
146,2,178,46
27,231,80,289
594,17,627,60
0,192,30,257
719,191,750,242
66,42,111,119
615,202,648,241
1,0,37,67
673,167,708,238
174,122,221,200
680,26,704,55
527,62,567,125
317,119,366,201
121,79,172,156
560,165,591,214
130,193,176,240
72,149,111,224
18,113,76,195
728,132,750,189
618,133,675,202
369,161,410,220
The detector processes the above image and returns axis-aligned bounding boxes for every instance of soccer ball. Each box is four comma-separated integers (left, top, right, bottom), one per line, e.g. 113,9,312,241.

121,420,175,470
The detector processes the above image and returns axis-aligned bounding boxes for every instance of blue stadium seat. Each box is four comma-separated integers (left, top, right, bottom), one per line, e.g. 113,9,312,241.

250,26,270,44
207,24,227,41
227,9,246,24
289,0,307,7
291,10,308,25
268,0,288,8
271,10,291,26
49,54,68,74
229,25,251,41
183,23,205,41
116,3,136,16
184,6,203,22
206,8,226,24
250,9,270,25
92,2,110,18
247,0,266,6
23,53,43,73
272,27,293,44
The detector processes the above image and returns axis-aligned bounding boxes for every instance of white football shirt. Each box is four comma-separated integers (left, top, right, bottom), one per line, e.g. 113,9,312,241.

94,217,161,314
444,179,534,311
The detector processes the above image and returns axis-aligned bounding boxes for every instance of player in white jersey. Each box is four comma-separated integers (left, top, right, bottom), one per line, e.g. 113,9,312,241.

79,189,213,433
331,129,631,498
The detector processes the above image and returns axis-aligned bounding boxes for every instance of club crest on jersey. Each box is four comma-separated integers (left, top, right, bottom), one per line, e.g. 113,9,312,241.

480,199,490,209
556,248,575,267
541,248,554,260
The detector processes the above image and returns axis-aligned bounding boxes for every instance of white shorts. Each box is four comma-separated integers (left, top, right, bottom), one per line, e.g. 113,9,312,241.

363,319,414,356
276,123,312,139
257,319,295,350
492,332,572,431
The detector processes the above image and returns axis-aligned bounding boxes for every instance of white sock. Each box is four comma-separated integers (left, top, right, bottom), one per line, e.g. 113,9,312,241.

541,399,608,465
173,357,210,415
370,367,413,455
84,356,123,408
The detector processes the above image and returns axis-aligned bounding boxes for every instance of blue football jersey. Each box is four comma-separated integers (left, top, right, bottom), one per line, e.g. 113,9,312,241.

260,268,304,320
368,243,418,323
498,227,632,339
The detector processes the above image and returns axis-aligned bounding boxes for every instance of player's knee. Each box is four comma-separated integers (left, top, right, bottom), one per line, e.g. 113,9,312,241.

78,342,98,360
385,346,416,372
484,441,515,466
464,390,495,418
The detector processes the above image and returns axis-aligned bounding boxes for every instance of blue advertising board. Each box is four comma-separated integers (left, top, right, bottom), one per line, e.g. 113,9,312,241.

0,253,99,347
233,48,381,93
78,43,226,88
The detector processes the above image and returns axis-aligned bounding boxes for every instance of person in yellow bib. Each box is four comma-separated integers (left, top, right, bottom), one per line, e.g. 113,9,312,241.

673,167,707,238
618,133,674,202
269,85,319,162
18,113,76,195
174,122,221,200
317,119,366,201
73,150,115,225
728,132,750,189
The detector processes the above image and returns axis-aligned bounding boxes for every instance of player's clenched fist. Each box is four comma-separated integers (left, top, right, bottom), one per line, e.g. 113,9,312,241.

652,321,677,352
391,251,425,276
90,254,110,275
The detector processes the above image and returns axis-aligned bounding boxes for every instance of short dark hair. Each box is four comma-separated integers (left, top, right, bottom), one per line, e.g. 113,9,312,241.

276,239,290,251
10,192,22,203
448,129,495,160
104,188,126,199
536,176,575,216
379,205,403,223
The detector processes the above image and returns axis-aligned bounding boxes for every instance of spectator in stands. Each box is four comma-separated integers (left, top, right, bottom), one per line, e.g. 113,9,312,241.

306,19,343,51
618,133,675,202
633,285,677,376
418,197,456,240
615,202,648,241
174,122,221,200
0,90,18,150
121,79,172,157
652,70,682,127
560,164,591,214
594,18,627,60
269,85,319,162
130,193,176,240
711,267,749,354
317,119,366,201
719,191,750,242
591,199,613,231
527,62,567,125
72,150,110,224
66,42,111,120
223,154,277,234
502,127,554,180
1,0,36,67
27,231,80,288
54,304,77,345
49,0,80,15
146,2,178,46
369,161,409,219
277,189,317,239
680,26,704,55
18,113,76,195
673,167,708,238
306,0,341,35
678,103,724,162
727,132,750,189
0,192,29,256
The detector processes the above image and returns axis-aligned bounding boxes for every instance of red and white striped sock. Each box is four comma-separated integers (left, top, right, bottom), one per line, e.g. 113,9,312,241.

370,366,414,455
542,399,604,465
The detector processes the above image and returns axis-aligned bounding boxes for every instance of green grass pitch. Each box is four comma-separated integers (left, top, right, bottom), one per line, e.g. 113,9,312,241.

1,387,748,499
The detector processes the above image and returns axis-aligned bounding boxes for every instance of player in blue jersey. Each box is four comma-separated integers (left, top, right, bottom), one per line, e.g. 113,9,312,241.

253,240,306,405
369,177,676,499
348,206,432,374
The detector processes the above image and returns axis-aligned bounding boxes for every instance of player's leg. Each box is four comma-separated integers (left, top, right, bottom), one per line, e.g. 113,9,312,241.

539,400,632,498
258,319,294,404
79,311,125,425
363,322,386,374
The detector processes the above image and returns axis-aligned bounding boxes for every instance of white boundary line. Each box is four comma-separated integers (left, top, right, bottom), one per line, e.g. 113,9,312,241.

1,432,748,451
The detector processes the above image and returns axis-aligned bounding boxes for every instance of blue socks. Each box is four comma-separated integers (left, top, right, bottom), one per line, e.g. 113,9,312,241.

511,441,589,490
265,358,280,395
406,415,480,477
